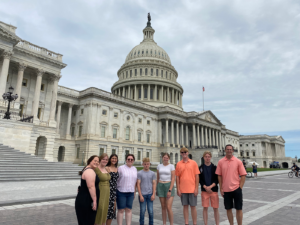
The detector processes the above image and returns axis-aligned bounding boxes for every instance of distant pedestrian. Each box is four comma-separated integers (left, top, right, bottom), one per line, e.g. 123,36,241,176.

106,154,119,225
199,151,219,225
95,153,111,225
216,144,247,225
175,148,200,225
137,158,156,225
75,155,100,225
116,154,137,225
252,163,258,178
156,153,175,225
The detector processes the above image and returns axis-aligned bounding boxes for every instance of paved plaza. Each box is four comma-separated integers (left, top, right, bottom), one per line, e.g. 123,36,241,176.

0,173,300,225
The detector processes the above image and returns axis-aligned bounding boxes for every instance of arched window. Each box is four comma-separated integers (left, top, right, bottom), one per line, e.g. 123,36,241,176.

140,68,142,76
156,69,158,76
161,70,163,77
142,50,144,54
138,51,140,55
145,68,148,75
130,70,132,77
125,127,130,140
135,69,137,76
151,68,153,76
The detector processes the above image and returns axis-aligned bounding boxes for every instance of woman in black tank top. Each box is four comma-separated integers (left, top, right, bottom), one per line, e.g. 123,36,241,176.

75,155,100,225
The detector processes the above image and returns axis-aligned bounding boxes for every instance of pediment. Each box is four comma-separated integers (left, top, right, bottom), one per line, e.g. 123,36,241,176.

198,110,222,125
276,136,285,143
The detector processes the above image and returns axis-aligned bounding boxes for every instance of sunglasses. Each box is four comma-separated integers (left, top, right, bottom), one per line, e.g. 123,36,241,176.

127,158,134,161
180,151,188,154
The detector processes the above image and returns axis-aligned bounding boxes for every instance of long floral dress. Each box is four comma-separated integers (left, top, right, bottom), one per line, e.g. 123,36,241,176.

107,171,119,220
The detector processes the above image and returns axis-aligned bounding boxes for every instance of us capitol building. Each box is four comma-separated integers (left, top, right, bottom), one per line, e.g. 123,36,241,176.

0,17,293,167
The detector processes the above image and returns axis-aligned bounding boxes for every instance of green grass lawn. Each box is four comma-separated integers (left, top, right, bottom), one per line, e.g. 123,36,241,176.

246,168,289,172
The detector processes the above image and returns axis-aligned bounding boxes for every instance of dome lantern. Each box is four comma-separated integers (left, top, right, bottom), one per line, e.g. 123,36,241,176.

142,13,155,43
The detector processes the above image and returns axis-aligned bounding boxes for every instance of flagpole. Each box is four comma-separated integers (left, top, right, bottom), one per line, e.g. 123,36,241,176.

203,86,204,111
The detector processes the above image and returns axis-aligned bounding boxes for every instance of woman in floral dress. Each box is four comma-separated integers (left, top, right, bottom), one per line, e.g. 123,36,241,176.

105,154,119,225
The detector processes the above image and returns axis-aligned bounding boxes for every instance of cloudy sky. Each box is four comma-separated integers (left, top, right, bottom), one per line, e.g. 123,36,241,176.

1,0,299,157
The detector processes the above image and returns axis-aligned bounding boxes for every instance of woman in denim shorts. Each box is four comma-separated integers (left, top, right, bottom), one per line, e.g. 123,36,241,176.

156,153,175,225
116,154,137,225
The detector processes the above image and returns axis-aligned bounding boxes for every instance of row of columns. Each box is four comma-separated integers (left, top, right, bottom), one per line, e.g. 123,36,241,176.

160,119,226,150
114,84,182,107
0,50,60,123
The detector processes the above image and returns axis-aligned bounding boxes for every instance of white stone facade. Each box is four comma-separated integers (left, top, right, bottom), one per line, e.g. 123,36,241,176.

0,19,291,167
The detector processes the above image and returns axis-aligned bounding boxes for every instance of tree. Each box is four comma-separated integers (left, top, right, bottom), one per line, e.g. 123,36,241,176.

298,158,300,163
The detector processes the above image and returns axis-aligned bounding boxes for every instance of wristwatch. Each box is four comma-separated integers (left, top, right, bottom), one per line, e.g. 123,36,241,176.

168,190,172,192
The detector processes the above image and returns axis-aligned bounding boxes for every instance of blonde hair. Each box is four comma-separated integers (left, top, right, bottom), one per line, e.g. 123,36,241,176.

180,147,189,153
253,162,256,165
99,153,108,161
142,157,150,163
203,151,212,158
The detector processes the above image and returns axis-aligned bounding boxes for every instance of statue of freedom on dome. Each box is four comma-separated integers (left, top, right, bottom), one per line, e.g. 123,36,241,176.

148,13,151,22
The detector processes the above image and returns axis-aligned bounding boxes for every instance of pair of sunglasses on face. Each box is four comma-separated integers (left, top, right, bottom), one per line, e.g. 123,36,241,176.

180,151,188,154
127,158,134,161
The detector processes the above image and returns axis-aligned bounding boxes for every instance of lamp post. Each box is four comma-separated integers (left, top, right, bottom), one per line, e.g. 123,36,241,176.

2,86,18,119
81,150,85,166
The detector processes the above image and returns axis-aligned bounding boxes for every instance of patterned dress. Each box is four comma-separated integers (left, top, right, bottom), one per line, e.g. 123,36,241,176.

107,171,119,219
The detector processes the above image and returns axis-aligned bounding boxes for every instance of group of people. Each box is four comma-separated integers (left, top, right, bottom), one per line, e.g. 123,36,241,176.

75,144,247,225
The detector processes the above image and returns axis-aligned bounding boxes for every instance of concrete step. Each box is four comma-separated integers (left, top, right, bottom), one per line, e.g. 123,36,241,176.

0,174,80,178
0,177,81,182
0,171,80,175
0,166,83,170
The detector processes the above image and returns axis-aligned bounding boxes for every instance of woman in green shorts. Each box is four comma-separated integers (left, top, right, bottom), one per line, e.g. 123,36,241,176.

157,153,175,225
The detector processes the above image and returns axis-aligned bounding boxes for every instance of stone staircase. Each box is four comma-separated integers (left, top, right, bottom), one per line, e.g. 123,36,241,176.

0,144,84,182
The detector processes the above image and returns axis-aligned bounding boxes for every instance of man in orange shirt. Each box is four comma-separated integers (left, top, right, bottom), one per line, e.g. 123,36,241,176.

175,148,200,225
216,144,247,225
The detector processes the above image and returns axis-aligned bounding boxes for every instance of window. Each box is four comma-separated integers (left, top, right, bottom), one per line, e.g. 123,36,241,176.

135,69,137,76
101,126,105,138
138,151,141,160
246,152,249,156
99,148,104,155
252,144,255,146
37,108,41,119
156,69,158,76
246,144,248,147
161,70,163,77
147,134,150,143
102,110,107,115
139,89,141,98
76,147,80,159
114,113,118,118
127,116,130,121
165,71,167,78
151,68,153,76
112,149,116,154
140,68,142,76
130,70,132,77
147,120,150,125
126,71,128,78
19,104,24,117
125,150,130,157
71,127,75,137
41,84,45,91
125,127,130,140
146,152,150,158
81,109,84,115
113,128,117,139
253,152,256,157
144,88,147,98
78,126,82,137
150,89,153,99
22,79,27,87
73,111,76,116
145,68,148,75
138,118,142,123
240,144,242,147
138,132,142,142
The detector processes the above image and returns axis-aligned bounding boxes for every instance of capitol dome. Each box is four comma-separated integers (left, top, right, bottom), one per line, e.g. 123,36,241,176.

111,15,183,110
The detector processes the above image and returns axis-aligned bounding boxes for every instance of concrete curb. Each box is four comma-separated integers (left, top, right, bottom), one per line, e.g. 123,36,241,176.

0,195,76,207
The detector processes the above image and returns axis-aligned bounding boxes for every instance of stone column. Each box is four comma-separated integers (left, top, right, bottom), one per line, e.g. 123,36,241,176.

176,121,179,146
205,127,208,147
208,128,211,147
201,125,204,147
185,124,189,147
154,85,157,101
165,119,169,145
161,86,164,102
141,84,144,100
172,88,174,104
128,85,131,99
219,131,222,150
134,85,137,100
179,93,182,107
56,101,63,133
15,63,27,103
66,103,73,139
212,129,215,147
158,120,162,145
197,125,200,147
192,124,196,148
167,87,170,103
148,84,150,99
48,76,60,127
0,51,13,95
171,120,174,146
32,69,44,122
216,130,219,149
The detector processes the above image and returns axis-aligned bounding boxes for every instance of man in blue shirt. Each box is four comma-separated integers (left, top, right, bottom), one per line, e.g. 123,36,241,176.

199,151,219,225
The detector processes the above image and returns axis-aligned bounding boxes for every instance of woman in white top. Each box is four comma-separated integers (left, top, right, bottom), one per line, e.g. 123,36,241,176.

156,153,175,225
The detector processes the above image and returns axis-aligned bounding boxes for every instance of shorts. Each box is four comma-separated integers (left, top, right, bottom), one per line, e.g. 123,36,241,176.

180,193,197,207
224,187,243,210
116,190,134,210
201,191,219,208
253,170,257,173
157,182,175,197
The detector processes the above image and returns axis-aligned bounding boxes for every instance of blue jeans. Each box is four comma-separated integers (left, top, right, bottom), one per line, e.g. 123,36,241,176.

138,193,154,225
